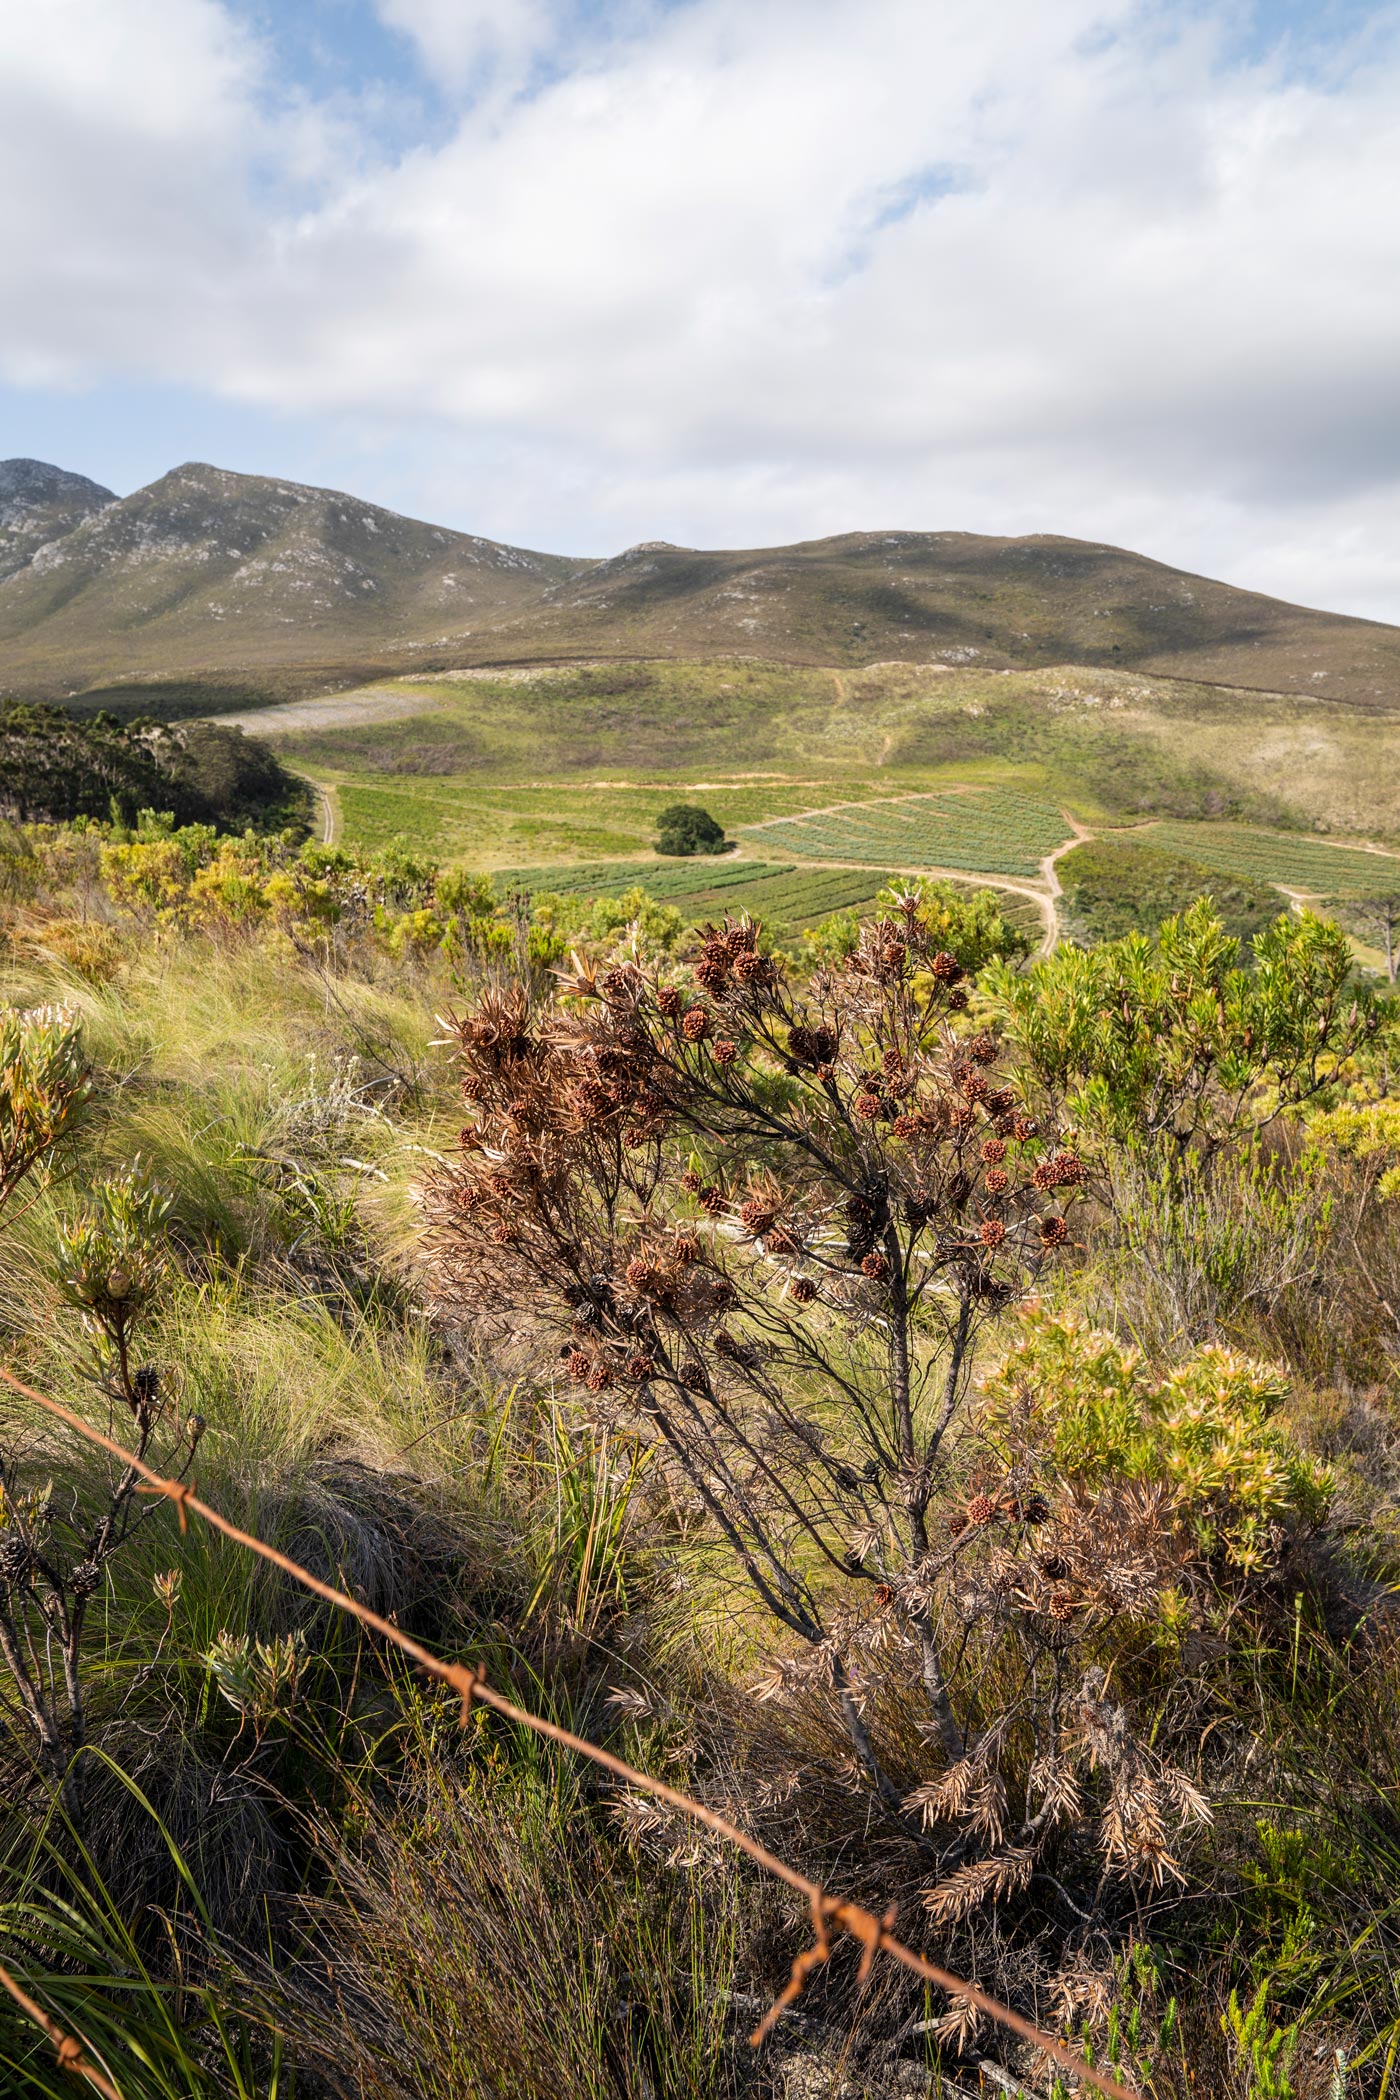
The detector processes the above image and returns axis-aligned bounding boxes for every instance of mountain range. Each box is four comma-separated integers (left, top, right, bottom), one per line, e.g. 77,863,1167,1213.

3,457,1400,713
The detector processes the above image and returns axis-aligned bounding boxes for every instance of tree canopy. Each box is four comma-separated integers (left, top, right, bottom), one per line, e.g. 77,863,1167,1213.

653,802,728,857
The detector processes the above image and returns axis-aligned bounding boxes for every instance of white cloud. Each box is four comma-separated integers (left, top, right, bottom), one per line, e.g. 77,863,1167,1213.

4,0,1400,617
371,0,569,85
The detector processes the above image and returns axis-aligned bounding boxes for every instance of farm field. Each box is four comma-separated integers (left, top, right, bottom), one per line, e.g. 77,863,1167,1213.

489,856,797,899
491,856,1045,946
329,774,902,863
741,789,1072,877
1142,821,1400,896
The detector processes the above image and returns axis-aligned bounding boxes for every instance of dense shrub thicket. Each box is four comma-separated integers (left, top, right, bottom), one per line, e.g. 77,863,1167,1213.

0,829,1395,2099
0,704,311,833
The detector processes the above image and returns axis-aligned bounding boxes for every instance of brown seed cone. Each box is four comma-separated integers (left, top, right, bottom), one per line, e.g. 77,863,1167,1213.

854,1092,881,1120
712,1038,739,1064
626,1354,656,1380
979,1218,1007,1249
983,1168,1010,1195
930,950,963,982
860,1251,889,1280
790,1276,818,1304
892,1112,920,1139
946,1511,969,1538
966,1493,998,1526
681,1006,710,1041
1048,1588,1078,1622
1039,1215,1069,1248
981,1138,1007,1163
656,984,682,1017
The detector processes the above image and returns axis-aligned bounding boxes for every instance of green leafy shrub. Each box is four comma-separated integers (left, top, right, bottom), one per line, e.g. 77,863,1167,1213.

979,1304,1333,1570
986,901,1369,1167
0,1004,89,1208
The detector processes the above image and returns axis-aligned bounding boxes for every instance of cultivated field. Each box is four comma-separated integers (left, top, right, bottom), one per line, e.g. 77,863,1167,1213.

1143,820,1400,896
741,789,1072,877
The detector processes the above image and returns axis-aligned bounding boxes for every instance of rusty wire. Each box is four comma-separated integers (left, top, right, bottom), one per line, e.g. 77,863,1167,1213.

0,1362,1142,2100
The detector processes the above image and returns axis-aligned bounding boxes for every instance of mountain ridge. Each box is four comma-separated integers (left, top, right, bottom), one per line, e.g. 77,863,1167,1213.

0,458,116,587
3,457,1399,711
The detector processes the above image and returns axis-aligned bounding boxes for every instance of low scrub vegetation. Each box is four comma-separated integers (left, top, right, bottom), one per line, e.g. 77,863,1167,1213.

1056,836,1283,949
0,808,1396,2098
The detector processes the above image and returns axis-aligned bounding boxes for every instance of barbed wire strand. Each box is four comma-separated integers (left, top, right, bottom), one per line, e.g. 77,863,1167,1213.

0,1952,121,2100
0,1363,1141,2100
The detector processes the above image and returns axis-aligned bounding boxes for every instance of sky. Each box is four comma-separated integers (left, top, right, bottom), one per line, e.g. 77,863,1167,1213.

4,0,1400,619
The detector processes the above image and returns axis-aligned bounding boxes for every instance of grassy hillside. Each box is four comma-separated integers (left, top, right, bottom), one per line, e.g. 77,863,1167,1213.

457,529,1400,705
211,658,1400,973
252,657,1400,847
0,837,1399,2094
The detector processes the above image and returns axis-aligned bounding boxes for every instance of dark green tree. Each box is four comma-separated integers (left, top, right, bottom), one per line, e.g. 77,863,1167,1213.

653,803,727,857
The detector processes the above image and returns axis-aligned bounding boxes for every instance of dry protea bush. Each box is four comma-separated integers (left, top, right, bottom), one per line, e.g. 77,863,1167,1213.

426,907,1096,1861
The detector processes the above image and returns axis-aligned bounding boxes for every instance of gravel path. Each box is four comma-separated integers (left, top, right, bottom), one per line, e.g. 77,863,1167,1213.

208,687,438,736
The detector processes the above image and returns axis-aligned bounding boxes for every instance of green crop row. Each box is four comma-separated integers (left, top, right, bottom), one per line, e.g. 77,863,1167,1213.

490,858,795,900
742,790,1069,878
1144,822,1400,897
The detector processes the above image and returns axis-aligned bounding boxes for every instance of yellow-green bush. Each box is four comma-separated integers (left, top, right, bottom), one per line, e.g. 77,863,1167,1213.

979,1304,1333,1571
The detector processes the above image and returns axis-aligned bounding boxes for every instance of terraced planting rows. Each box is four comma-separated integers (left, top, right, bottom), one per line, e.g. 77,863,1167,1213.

491,858,795,899
492,859,896,935
1145,822,1400,896
682,865,896,930
485,857,1045,947
742,790,1071,878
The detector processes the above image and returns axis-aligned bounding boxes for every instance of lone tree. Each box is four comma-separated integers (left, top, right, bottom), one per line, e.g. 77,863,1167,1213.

426,901,1214,1932
653,802,727,857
